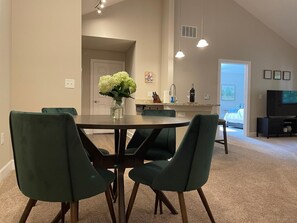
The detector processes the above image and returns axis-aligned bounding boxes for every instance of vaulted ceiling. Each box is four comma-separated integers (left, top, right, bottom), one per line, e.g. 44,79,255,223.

82,0,297,50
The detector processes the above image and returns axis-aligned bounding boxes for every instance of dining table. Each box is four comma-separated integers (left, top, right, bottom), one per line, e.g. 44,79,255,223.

74,114,190,223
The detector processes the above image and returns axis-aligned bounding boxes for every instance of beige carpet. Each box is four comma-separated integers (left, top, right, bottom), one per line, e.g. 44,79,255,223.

0,134,296,222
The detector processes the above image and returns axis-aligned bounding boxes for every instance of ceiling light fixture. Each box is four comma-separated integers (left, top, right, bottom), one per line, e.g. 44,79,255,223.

175,0,185,58
95,0,106,14
197,0,209,48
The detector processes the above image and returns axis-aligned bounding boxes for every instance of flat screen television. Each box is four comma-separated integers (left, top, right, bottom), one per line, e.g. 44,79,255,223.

267,90,297,117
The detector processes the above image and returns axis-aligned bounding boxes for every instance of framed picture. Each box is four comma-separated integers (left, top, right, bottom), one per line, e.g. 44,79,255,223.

144,71,154,83
221,85,235,101
283,71,291,80
273,70,281,80
263,70,272,79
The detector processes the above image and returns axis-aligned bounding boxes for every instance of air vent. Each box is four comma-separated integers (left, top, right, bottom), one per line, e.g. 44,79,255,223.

181,25,197,38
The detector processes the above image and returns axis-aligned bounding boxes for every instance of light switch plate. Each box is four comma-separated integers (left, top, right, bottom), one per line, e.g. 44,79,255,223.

1,132,4,145
65,79,75,89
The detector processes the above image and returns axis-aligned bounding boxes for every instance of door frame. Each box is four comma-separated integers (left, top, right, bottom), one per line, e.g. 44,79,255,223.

90,59,125,115
217,59,251,136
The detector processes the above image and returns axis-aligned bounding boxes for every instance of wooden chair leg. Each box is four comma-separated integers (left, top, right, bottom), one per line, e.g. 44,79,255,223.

61,202,67,222
197,188,216,223
113,169,118,203
154,193,158,215
105,188,117,223
19,198,37,223
177,192,188,223
222,122,228,154
159,197,163,214
126,182,140,222
153,191,163,215
70,201,78,223
51,202,70,223
152,189,178,214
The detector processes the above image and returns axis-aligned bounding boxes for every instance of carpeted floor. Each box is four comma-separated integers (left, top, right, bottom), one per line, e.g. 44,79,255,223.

0,133,296,222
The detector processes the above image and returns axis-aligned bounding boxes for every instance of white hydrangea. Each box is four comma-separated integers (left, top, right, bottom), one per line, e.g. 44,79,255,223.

98,71,137,100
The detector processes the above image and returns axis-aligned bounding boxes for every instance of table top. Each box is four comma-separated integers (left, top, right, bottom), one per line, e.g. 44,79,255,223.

74,115,190,129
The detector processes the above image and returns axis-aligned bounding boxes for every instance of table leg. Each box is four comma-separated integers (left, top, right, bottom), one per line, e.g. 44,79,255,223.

117,166,126,223
117,129,127,223
113,130,120,201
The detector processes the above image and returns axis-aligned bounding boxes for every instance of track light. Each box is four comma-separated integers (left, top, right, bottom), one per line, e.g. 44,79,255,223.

95,0,106,14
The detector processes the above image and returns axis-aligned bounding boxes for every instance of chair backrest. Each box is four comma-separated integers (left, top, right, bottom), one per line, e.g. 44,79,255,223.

10,111,107,202
41,107,78,115
152,114,219,192
127,109,176,159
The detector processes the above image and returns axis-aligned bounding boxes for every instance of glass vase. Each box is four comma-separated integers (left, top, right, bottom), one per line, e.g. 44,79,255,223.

110,98,124,119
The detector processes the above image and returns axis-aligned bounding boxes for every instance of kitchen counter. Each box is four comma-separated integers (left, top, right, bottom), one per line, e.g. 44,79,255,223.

135,101,219,114
135,101,220,146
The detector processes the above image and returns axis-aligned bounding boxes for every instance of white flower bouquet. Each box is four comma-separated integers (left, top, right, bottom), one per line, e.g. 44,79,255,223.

98,71,137,104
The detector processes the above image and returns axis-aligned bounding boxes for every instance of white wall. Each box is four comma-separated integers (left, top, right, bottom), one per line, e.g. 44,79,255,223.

0,0,12,172
174,0,297,133
11,0,82,112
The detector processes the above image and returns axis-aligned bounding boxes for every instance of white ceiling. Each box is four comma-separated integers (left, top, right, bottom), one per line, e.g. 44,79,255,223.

82,36,135,52
233,0,297,49
82,0,297,50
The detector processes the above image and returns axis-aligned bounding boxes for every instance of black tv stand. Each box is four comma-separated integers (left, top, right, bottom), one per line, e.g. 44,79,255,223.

257,117,297,138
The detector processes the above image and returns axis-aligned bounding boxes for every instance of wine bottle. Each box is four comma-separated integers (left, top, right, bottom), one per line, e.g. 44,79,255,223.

189,83,195,102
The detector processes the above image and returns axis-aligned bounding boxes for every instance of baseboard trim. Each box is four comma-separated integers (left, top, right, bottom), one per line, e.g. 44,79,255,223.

0,160,15,182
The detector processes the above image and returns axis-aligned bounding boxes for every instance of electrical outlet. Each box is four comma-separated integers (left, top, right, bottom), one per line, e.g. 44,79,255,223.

65,79,75,89
204,94,210,100
147,91,153,97
1,132,4,145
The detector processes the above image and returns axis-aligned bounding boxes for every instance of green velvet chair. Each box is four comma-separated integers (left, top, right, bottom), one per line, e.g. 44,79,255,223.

125,109,176,213
126,109,176,161
41,107,109,155
126,114,219,223
9,111,116,223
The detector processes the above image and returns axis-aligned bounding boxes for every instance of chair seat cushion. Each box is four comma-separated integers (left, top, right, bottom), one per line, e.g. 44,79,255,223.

95,168,115,185
129,160,169,186
125,147,173,160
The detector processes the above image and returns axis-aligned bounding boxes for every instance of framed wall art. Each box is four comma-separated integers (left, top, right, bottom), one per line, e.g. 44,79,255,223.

144,71,154,83
283,71,291,80
221,85,235,101
273,70,281,80
263,70,272,79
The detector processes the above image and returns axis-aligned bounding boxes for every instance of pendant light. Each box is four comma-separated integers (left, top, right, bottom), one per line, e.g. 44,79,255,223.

197,0,208,48
175,0,185,58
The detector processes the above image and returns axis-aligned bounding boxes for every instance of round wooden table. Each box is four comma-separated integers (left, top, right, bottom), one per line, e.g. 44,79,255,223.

74,115,190,223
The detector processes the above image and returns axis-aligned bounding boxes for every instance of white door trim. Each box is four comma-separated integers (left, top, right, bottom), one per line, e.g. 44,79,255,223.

218,59,251,136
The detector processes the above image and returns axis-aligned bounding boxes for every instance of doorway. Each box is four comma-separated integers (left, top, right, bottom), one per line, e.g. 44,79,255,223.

90,59,125,133
218,59,251,136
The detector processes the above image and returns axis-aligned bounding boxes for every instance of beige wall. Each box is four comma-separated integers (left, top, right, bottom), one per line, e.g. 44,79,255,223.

0,0,12,171
11,0,82,113
0,0,81,172
82,0,163,101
